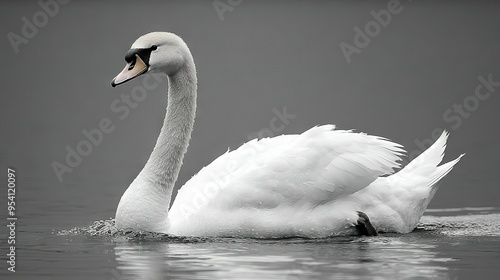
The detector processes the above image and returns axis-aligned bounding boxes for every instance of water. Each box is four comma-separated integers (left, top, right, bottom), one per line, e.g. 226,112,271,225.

0,208,497,280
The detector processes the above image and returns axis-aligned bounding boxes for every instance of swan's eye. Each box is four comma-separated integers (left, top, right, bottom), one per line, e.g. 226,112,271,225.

151,45,158,51
128,59,136,70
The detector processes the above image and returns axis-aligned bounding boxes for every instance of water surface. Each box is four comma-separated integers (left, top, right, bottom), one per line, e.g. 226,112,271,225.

3,209,498,280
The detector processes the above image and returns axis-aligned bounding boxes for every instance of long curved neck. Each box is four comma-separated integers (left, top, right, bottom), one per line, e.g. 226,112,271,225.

139,58,197,208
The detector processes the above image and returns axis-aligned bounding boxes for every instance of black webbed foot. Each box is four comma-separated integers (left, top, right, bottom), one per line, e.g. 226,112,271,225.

356,211,378,236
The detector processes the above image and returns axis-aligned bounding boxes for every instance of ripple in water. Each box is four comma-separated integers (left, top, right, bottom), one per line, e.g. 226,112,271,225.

419,212,500,237
57,219,211,243
58,209,500,240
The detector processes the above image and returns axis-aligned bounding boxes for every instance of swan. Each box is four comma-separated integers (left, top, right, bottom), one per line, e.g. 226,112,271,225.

110,32,463,238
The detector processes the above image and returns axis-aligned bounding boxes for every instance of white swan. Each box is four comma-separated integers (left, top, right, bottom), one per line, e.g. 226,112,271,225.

111,32,463,238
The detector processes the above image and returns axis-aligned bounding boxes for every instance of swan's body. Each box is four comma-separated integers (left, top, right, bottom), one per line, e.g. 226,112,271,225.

111,32,463,238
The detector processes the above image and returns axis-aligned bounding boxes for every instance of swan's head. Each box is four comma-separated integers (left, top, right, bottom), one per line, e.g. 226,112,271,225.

111,32,190,87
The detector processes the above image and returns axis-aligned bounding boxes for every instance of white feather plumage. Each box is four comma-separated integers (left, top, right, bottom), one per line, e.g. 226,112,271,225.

112,32,463,238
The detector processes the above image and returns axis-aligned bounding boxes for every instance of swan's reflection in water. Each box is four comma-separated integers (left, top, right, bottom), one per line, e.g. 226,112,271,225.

293,238,454,280
112,235,454,280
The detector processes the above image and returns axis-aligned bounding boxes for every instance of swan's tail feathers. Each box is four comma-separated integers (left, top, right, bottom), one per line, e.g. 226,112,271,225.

414,152,464,224
427,153,464,189
381,132,463,232
396,130,464,188
404,130,449,174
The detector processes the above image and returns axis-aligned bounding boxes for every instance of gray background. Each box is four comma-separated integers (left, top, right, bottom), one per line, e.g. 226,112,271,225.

1,0,499,229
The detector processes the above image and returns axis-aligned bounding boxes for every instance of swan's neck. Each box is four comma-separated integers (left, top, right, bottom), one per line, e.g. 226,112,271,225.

141,63,197,200
115,57,196,232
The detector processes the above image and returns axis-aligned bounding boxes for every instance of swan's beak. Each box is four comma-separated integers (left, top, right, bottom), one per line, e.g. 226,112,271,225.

111,54,148,87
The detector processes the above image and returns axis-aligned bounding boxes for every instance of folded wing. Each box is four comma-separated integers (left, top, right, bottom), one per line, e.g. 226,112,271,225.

170,125,405,221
